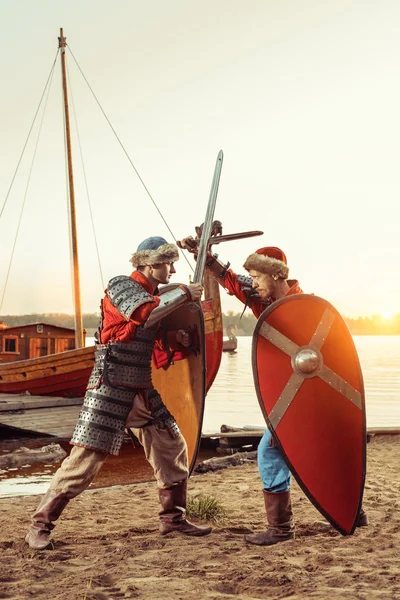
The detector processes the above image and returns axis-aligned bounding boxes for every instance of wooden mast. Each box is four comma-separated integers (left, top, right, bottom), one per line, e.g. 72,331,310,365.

58,28,84,349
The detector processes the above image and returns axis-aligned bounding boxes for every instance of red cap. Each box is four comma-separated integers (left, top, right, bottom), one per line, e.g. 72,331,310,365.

243,246,288,279
255,246,287,264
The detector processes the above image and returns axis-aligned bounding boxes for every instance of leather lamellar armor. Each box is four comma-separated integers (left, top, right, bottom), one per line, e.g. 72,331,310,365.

71,275,179,455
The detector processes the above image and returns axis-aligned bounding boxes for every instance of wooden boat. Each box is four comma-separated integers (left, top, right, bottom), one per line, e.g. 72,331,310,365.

223,338,237,352
222,324,237,352
0,347,94,397
0,29,223,399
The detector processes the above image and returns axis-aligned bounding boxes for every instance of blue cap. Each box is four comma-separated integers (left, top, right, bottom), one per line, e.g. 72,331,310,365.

136,236,168,252
130,237,179,267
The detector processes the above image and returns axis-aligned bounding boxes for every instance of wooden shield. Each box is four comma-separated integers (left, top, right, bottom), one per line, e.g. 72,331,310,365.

151,285,206,474
252,294,366,535
202,272,223,392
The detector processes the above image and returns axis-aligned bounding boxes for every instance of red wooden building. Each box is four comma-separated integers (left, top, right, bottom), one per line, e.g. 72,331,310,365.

0,321,86,363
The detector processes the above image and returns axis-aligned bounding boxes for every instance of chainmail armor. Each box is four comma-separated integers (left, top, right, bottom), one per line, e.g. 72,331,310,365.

71,384,137,454
107,275,154,320
71,276,179,454
87,326,157,390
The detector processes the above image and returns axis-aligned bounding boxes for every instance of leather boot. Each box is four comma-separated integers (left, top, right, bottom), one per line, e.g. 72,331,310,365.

25,490,69,550
159,480,212,536
356,507,369,527
245,490,295,546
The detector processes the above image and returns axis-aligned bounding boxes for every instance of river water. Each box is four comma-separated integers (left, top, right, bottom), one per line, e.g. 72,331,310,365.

204,335,400,431
1,335,399,498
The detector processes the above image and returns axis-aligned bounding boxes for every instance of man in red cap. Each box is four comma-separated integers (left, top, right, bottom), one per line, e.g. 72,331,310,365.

178,233,368,546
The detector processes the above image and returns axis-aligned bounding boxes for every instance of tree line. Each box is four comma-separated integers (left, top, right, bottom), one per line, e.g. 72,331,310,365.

223,311,400,335
2,312,400,335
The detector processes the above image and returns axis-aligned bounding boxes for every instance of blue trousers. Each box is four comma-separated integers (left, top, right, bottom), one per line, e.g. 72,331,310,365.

257,429,291,492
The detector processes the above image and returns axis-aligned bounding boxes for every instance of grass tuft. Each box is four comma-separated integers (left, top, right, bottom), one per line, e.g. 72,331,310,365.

187,494,227,524
82,576,92,600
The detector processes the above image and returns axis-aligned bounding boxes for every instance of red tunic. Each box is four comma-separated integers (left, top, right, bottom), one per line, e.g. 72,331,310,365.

100,271,160,344
100,270,191,367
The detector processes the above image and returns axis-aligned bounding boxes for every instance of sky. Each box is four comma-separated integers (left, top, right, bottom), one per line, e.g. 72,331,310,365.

1,0,400,319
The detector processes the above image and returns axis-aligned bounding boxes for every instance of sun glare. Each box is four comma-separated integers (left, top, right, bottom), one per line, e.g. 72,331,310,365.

381,311,394,320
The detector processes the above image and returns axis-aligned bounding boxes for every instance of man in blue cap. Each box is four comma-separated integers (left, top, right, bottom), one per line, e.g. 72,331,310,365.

26,237,211,550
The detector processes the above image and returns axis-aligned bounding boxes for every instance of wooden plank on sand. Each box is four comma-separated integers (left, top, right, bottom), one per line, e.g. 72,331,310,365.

0,405,81,438
0,393,83,412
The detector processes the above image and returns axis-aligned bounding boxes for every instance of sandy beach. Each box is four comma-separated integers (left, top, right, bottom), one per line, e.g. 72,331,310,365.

0,434,399,600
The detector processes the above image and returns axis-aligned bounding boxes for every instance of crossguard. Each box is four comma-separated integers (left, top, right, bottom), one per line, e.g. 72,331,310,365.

177,230,264,251
208,230,263,247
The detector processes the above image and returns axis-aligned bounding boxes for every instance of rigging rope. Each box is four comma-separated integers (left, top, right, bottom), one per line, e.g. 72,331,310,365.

67,45,194,273
0,50,59,223
66,62,105,291
0,56,58,313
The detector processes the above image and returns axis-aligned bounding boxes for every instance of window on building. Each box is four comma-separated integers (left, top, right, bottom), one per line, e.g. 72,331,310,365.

4,337,18,353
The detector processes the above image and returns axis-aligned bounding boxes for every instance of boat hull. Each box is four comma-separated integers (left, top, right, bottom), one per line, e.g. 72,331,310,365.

222,338,237,352
0,346,95,397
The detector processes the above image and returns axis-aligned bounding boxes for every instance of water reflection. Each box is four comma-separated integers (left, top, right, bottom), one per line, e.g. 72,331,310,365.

0,439,216,498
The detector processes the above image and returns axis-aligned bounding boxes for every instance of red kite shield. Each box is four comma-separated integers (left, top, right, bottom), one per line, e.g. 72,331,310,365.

252,294,366,535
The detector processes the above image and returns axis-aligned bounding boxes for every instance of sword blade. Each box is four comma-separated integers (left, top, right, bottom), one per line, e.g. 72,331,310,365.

208,230,263,247
193,150,224,284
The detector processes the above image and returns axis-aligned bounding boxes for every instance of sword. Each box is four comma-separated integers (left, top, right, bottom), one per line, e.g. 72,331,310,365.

193,150,224,284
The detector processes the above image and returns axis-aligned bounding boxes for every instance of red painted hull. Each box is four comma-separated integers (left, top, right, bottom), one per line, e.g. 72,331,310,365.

253,294,366,535
0,367,93,397
0,346,95,398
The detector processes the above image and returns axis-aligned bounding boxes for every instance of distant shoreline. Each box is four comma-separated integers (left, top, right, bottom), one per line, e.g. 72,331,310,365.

2,313,400,337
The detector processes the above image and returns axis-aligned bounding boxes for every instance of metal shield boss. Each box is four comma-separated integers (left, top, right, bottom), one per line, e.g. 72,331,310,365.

151,284,206,475
252,294,366,535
